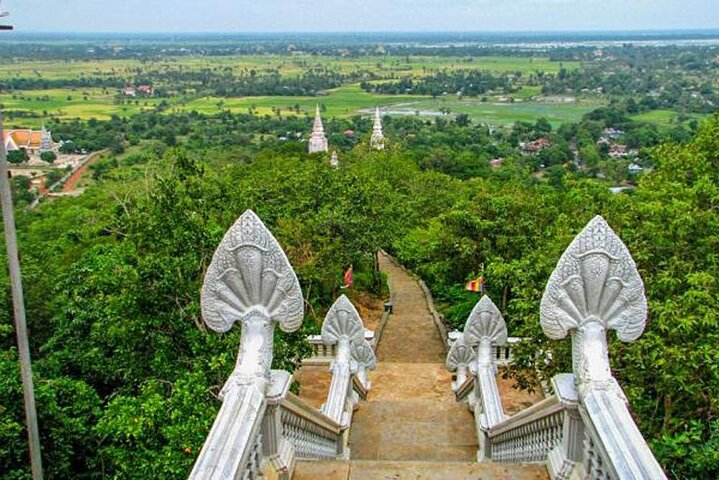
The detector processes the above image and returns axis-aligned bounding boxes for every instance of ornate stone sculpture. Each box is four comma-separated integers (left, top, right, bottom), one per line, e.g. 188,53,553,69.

190,210,304,480
540,215,646,397
540,216,665,479
445,336,476,391
461,295,508,460
350,338,376,389
320,295,365,424
330,150,339,169
201,209,304,392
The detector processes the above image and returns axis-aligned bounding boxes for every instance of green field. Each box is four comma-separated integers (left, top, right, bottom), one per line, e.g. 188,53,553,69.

631,109,709,126
0,88,164,128
0,55,579,82
172,85,599,127
0,54,586,128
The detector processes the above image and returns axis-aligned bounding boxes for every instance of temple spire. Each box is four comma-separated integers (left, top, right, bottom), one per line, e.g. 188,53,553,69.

308,104,328,154
370,107,385,150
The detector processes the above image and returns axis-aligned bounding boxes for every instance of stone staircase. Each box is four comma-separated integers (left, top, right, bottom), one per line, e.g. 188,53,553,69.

190,213,667,480
294,253,547,479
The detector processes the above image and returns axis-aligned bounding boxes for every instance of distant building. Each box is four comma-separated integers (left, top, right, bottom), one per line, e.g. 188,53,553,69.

370,107,385,151
603,127,625,139
123,86,137,97
308,105,328,154
3,126,54,155
137,85,154,96
489,158,503,169
520,138,551,154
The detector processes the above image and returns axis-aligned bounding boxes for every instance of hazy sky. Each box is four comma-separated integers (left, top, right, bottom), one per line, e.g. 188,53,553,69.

5,0,719,33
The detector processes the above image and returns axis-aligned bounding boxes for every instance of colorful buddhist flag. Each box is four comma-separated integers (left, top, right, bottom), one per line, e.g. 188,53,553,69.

465,276,485,293
341,265,353,289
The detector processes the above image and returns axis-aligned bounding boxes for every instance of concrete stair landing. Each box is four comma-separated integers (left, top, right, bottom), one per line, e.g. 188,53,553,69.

293,460,549,480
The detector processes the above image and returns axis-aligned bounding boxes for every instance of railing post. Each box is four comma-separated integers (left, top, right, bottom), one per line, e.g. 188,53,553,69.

547,374,584,480
540,216,667,479
262,371,296,480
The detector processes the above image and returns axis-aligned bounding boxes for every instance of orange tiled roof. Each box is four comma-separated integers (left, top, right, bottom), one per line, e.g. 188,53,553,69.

3,130,44,148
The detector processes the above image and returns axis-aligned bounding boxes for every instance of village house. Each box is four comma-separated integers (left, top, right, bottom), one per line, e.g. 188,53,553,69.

520,137,551,154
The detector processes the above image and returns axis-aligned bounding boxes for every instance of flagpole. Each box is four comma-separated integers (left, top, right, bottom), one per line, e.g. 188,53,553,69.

0,112,44,480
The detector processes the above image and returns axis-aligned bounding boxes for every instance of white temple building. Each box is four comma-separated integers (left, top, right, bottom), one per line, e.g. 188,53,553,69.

308,105,329,154
370,107,385,151
3,125,54,155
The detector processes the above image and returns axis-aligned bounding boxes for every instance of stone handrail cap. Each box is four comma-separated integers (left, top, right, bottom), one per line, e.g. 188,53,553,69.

201,210,304,333
540,215,647,342
321,294,365,345
463,295,508,347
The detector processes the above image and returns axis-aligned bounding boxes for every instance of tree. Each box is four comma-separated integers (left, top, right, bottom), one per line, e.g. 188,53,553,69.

41,151,57,164
7,149,28,164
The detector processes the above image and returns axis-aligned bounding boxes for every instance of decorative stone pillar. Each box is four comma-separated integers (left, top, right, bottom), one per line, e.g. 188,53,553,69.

350,338,377,391
540,216,666,479
320,294,365,425
190,210,304,480
462,295,508,461
445,336,476,393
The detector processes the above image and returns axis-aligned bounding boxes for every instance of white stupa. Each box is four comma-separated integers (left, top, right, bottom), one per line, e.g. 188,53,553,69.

308,105,329,154
370,107,385,151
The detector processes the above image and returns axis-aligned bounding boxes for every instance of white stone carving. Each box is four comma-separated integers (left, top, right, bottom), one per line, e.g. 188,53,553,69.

330,151,339,169
190,211,303,480
201,209,304,390
370,107,385,150
464,295,509,358
540,215,646,396
446,336,476,391
308,105,328,154
461,295,508,460
539,216,666,479
350,339,376,389
320,295,365,425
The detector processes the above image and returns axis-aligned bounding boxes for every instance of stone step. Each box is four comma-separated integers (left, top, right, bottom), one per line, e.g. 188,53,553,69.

349,400,478,462
293,460,550,480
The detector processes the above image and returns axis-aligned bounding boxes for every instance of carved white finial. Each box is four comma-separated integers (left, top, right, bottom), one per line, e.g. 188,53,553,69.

463,295,508,347
201,210,303,390
201,210,303,333
351,339,376,389
540,215,647,342
321,295,366,423
446,336,477,391
446,335,477,372
541,216,647,396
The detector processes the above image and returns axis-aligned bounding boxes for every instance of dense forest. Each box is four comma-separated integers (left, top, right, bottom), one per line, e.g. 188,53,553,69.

1,102,718,479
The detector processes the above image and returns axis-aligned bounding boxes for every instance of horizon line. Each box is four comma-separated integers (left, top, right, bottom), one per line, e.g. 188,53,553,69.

4,28,719,35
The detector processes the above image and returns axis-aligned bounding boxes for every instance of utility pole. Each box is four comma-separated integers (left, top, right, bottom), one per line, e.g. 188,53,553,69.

0,113,44,479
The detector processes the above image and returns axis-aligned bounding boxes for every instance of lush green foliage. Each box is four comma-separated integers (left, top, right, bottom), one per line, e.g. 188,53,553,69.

1,108,718,479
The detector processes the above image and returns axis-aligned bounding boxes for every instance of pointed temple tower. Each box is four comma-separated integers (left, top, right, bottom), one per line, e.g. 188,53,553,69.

308,105,329,154
370,107,385,151
39,125,53,154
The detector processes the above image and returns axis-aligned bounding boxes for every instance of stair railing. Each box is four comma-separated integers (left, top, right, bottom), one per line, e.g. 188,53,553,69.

446,295,508,460
478,216,667,479
188,211,372,480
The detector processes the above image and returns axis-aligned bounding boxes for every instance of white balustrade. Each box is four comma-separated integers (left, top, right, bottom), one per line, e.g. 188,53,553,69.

472,216,666,480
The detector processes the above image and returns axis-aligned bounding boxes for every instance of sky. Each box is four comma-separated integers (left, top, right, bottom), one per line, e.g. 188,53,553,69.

4,0,719,33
